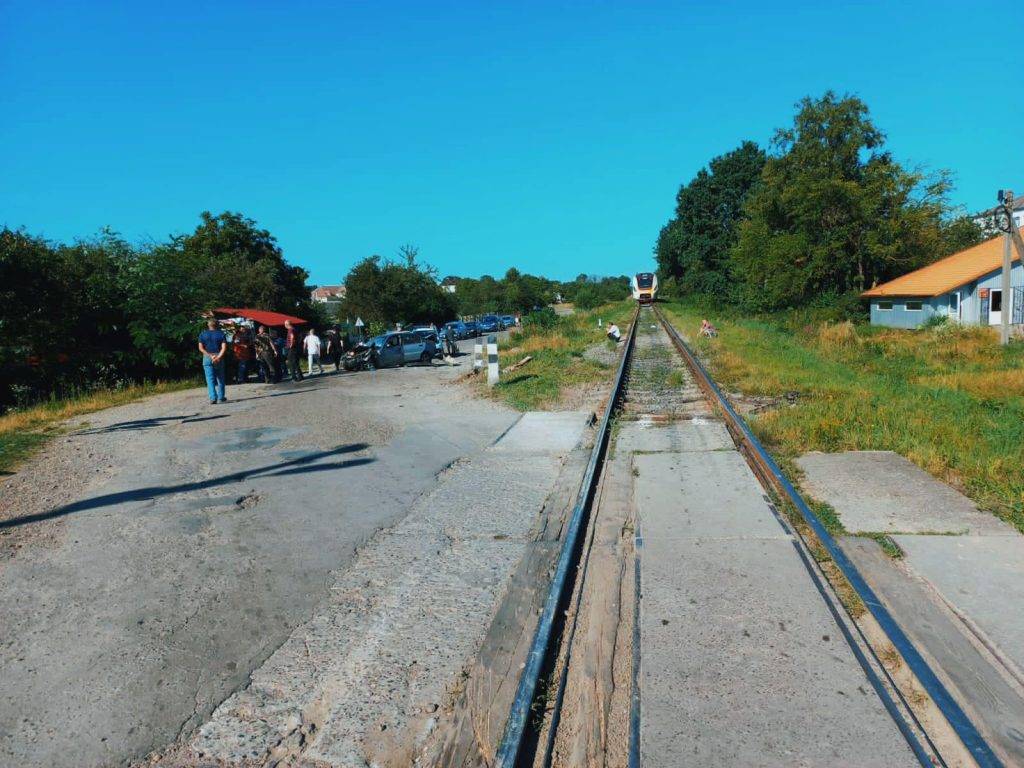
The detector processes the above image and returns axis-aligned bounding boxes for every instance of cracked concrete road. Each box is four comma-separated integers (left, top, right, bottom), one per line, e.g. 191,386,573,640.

0,358,519,768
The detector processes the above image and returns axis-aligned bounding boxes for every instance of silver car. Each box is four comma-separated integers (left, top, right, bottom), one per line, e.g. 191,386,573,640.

369,331,437,368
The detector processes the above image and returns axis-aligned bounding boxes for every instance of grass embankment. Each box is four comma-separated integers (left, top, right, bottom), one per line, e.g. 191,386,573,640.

663,301,1024,534
0,379,198,475
485,302,634,411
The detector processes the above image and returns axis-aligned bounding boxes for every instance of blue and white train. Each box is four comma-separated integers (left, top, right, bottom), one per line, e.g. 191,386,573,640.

631,272,657,304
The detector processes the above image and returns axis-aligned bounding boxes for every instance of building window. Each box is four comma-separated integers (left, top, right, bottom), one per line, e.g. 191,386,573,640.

905,301,923,311
949,293,959,312
877,301,893,310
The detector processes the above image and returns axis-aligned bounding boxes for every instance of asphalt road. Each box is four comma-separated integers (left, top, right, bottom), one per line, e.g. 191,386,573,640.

0,355,516,768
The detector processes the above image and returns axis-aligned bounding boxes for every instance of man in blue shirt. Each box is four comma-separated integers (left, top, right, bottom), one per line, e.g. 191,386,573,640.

198,319,228,404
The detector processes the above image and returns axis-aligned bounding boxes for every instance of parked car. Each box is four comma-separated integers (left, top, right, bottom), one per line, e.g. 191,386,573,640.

500,315,516,328
478,315,501,333
444,321,471,340
345,331,436,369
463,320,480,337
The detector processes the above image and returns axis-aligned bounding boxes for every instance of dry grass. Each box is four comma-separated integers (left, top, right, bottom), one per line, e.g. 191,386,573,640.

0,379,198,474
519,334,571,354
480,302,633,411
816,320,860,349
664,301,1024,532
917,368,1024,401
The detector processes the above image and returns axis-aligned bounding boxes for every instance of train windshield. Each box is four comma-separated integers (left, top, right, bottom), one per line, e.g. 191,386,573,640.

635,273,654,289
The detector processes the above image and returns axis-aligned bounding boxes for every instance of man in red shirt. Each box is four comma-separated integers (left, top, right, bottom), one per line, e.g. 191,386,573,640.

233,326,254,383
284,320,303,381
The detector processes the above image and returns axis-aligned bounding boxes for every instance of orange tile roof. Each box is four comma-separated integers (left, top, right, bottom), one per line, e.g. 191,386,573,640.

862,230,1021,297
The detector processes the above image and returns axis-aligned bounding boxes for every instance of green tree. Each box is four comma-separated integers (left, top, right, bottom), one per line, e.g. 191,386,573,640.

732,92,956,308
342,250,455,326
656,141,766,296
120,211,314,372
939,215,986,255
171,211,310,312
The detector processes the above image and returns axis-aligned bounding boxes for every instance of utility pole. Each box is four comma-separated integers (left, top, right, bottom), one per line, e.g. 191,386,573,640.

996,190,1024,345
1001,191,1012,345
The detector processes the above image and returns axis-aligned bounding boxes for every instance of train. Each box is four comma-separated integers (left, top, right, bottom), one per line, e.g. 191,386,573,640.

631,272,658,304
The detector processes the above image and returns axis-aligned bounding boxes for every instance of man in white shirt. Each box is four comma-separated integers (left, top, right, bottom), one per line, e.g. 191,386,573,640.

606,323,621,343
304,328,324,375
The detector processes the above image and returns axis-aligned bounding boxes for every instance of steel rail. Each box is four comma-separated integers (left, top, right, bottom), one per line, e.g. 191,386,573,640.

654,306,1002,768
494,307,640,768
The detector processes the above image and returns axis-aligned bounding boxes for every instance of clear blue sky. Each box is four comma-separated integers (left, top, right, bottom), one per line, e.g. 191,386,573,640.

2,1,1021,285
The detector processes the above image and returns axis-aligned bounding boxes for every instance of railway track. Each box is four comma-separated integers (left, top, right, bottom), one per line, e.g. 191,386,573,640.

493,305,1002,768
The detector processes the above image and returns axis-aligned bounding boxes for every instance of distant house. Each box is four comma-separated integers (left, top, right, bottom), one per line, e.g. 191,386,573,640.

862,232,1022,328
441,276,458,294
311,285,346,303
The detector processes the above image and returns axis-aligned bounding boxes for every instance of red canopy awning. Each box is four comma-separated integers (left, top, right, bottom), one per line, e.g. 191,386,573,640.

212,308,308,327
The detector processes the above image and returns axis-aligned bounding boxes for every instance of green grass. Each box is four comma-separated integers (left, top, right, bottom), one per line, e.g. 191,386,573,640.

864,532,905,559
0,378,199,476
663,299,1024,533
484,301,634,411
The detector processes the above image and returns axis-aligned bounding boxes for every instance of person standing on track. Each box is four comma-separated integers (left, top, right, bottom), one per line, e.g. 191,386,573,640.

284,320,303,381
304,327,324,375
198,319,228,404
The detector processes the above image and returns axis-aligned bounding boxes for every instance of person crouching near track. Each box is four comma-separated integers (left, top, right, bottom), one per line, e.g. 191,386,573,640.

606,323,621,343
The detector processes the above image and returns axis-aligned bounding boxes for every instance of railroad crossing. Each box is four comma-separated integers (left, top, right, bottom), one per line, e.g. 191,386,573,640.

493,306,1010,768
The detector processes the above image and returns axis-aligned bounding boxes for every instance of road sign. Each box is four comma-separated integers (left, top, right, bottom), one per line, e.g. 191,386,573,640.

355,317,364,328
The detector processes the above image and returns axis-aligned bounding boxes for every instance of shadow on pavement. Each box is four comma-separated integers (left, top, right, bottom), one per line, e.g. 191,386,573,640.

75,413,231,435
231,387,326,403
0,443,372,530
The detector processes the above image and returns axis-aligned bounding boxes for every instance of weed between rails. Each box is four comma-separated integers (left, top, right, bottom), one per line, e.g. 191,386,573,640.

664,301,1024,533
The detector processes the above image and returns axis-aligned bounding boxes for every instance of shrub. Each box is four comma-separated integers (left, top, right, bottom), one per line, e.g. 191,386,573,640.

817,320,860,349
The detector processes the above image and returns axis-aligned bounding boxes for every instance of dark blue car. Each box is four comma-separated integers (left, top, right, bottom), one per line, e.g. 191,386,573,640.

477,315,501,333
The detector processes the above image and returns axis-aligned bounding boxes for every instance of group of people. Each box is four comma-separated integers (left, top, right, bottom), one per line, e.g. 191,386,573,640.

197,319,348,405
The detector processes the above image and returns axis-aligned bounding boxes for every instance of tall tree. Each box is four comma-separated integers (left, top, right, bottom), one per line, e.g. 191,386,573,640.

342,251,455,326
170,211,310,312
656,141,766,295
732,92,955,308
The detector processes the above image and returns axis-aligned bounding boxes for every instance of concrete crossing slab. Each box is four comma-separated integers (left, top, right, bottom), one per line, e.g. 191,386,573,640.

640,536,917,767
842,536,1024,765
634,451,787,540
893,534,1024,678
633,448,918,766
796,451,1013,535
490,411,591,454
615,419,733,454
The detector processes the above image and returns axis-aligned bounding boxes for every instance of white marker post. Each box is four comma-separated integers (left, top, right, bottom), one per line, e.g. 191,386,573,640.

487,334,499,386
473,339,484,371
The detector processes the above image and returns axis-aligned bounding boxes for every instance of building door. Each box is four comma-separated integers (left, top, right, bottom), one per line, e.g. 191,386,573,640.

989,289,1004,325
